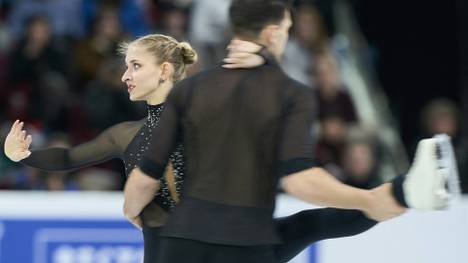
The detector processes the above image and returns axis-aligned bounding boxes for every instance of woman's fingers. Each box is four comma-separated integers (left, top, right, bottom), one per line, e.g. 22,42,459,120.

14,122,24,138
10,120,20,137
227,51,251,59
21,135,32,152
10,120,19,134
24,135,32,149
222,63,236,69
223,57,243,65
227,39,262,53
20,130,26,141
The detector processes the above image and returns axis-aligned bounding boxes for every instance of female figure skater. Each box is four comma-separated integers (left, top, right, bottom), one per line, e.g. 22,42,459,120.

5,34,414,263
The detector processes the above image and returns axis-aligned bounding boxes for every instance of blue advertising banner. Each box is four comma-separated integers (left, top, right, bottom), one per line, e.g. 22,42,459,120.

0,218,318,263
0,219,143,263
0,192,465,263
0,192,325,263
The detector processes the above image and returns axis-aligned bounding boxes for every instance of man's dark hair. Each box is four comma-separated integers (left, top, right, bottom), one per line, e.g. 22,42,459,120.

229,0,291,39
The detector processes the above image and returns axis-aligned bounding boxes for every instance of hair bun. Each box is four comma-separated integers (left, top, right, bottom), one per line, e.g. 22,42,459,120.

178,42,198,65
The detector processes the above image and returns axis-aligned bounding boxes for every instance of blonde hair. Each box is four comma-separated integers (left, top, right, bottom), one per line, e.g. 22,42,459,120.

119,34,198,82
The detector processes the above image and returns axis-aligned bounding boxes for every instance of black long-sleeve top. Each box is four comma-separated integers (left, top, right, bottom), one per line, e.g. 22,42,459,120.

21,104,185,216
139,58,317,245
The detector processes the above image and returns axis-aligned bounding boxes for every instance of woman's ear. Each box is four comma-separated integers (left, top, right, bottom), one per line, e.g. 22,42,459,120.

160,62,175,82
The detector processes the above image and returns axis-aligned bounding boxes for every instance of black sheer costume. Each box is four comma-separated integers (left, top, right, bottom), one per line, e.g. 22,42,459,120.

138,50,410,261
139,59,315,246
19,56,405,262
136,48,380,250
21,104,185,225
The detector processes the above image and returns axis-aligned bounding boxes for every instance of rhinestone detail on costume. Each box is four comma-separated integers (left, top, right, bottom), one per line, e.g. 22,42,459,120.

123,104,185,212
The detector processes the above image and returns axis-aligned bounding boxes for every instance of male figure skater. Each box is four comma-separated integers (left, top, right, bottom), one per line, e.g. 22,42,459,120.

124,0,458,262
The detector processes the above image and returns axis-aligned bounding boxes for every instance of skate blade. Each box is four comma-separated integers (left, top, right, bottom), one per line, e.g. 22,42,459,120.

434,134,462,207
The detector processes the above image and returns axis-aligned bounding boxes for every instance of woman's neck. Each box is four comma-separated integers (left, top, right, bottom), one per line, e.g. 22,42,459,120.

146,82,173,105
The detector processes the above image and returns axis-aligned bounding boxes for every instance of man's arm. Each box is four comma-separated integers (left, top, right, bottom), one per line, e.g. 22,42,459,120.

278,86,405,221
280,168,406,221
123,168,161,226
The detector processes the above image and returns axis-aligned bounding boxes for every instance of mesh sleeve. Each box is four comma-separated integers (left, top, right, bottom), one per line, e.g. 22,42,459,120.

21,121,139,171
278,85,317,176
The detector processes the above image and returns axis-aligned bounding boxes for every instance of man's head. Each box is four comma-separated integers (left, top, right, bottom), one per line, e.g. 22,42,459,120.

229,0,292,59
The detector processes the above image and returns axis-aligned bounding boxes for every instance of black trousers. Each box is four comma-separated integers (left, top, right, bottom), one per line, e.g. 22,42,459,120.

274,208,377,262
143,226,163,263
143,176,407,262
143,209,376,263
273,174,408,262
152,237,277,263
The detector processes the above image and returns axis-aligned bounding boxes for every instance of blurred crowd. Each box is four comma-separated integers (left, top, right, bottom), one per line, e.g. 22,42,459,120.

0,0,465,193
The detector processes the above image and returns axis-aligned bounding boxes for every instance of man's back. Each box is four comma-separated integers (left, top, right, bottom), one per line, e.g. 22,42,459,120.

143,62,316,245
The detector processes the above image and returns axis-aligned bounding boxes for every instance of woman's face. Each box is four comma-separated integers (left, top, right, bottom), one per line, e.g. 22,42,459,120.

121,44,163,102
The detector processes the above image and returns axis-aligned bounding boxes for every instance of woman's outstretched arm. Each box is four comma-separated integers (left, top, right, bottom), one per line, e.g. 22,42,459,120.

4,119,136,171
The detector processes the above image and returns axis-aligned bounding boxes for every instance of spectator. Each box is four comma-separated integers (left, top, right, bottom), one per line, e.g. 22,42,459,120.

73,5,123,90
189,0,231,68
314,53,357,123
282,4,331,86
7,14,69,128
83,0,152,38
83,58,144,132
157,5,189,41
0,8,12,122
420,99,459,138
76,167,122,191
154,5,200,75
340,138,381,189
7,0,85,39
315,113,348,175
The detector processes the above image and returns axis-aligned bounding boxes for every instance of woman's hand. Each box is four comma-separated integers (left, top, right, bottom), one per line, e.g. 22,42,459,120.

223,39,265,69
4,120,32,162
126,214,143,230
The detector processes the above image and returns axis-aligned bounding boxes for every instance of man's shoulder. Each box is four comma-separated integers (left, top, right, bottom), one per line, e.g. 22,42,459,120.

174,64,309,93
175,64,224,86
169,65,225,100
280,74,313,97
254,64,311,92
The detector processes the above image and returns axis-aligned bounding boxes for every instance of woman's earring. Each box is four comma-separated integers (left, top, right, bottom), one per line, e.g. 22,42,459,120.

158,78,166,85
